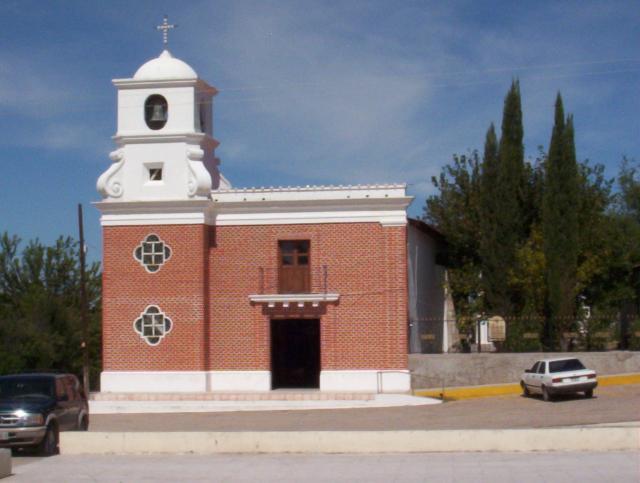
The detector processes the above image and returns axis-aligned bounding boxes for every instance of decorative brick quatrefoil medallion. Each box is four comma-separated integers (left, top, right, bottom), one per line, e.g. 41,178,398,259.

133,234,172,273
133,305,173,346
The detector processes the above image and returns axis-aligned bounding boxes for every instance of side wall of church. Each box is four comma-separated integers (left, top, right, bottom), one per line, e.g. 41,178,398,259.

102,225,210,371
209,223,408,371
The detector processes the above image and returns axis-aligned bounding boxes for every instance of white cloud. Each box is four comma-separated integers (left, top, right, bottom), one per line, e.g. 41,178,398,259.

185,2,437,186
183,1,637,197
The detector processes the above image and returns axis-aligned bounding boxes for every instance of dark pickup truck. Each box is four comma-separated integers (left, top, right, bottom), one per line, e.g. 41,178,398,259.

0,373,89,455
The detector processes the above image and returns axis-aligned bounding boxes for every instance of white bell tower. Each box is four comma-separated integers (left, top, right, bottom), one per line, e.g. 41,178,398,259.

97,18,229,210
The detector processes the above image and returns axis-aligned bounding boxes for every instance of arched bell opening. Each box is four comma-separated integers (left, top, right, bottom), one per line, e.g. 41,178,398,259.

144,94,168,130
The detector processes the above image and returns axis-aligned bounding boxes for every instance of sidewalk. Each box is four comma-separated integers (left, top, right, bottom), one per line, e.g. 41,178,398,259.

13,451,640,482
90,393,440,414
61,383,640,455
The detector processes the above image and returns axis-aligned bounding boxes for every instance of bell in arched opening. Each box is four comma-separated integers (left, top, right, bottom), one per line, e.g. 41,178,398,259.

144,94,168,130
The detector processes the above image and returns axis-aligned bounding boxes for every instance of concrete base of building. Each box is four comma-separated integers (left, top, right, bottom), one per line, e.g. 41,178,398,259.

60,426,640,455
100,369,411,393
320,370,411,393
0,449,11,479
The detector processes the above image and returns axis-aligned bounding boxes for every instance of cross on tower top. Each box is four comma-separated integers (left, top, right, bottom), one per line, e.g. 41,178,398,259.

156,15,177,47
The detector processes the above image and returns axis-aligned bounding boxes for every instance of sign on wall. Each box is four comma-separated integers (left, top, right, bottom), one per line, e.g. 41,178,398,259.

488,316,506,342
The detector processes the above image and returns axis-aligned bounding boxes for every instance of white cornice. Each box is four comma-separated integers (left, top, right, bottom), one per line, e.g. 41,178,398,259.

112,78,217,95
211,185,412,226
212,183,407,199
94,200,214,226
112,132,219,147
94,184,413,227
214,183,406,194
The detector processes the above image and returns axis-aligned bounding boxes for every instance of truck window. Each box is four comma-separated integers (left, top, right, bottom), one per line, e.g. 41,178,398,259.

55,379,67,399
64,376,78,401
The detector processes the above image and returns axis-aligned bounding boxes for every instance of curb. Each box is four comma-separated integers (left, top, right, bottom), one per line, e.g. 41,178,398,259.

60,426,640,454
0,449,10,479
414,373,640,400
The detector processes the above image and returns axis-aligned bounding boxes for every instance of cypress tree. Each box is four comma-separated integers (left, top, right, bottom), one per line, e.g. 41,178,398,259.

479,124,504,311
543,94,579,349
480,80,526,316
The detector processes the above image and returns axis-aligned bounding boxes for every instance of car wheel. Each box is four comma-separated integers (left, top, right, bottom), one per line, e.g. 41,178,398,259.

585,389,594,398
37,424,59,456
542,385,552,402
521,381,530,397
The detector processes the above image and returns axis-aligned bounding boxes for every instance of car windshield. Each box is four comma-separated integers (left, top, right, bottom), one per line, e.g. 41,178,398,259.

0,377,55,399
549,359,586,373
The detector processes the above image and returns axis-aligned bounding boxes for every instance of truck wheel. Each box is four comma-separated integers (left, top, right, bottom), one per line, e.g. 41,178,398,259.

585,389,594,398
521,381,530,397
37,424,59,456
542,385,552,402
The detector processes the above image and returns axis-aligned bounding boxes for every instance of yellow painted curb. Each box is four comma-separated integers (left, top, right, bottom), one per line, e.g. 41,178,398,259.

599,373,640,386
415,384,519,400
414,373,640,401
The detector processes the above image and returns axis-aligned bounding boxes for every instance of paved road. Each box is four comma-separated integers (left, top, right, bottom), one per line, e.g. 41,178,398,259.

90,384,640,432
9,451,640,482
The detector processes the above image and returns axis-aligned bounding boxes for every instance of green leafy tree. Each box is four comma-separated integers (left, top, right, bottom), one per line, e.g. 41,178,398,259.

618,157,640,222
424,152,482,318
0,233,101,387
423,83,638,352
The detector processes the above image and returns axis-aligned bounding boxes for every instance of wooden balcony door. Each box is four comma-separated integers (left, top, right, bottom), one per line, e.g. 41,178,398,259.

278,240,310,293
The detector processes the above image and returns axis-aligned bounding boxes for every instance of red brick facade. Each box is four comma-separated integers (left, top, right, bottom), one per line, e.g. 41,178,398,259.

102,222,408,374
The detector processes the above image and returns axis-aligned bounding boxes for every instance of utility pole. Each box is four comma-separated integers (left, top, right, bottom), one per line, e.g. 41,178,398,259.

77,204,90,394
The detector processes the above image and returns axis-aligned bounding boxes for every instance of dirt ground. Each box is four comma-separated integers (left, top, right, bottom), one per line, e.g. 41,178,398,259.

89,383,640,432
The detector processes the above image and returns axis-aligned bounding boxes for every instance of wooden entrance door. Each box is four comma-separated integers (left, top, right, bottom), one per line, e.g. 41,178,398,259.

271,319,320,389
278,240,310,293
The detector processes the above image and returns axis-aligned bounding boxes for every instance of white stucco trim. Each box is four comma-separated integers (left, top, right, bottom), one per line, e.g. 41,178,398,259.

94,200,214,226
320,370,411,393
101,371,208,393
208,371,271,392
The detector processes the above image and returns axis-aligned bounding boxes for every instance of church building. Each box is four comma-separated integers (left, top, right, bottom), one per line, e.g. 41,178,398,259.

95,40,449,394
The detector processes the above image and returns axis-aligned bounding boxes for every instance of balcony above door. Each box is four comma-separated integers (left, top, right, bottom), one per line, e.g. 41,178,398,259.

248,264,339,309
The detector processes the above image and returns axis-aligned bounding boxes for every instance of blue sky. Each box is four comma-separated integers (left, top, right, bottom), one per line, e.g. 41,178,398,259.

1,1,638,263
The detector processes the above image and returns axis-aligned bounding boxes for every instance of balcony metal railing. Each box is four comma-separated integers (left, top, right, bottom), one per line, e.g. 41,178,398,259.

257,265,329,295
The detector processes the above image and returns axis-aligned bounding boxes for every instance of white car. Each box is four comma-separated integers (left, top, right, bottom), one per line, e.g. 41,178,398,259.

520,357,597,401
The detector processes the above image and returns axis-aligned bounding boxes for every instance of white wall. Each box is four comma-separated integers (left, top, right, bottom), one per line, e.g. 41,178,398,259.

407,224,446,353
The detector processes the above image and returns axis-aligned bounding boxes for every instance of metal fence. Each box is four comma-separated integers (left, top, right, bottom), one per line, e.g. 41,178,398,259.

410,313,640,353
